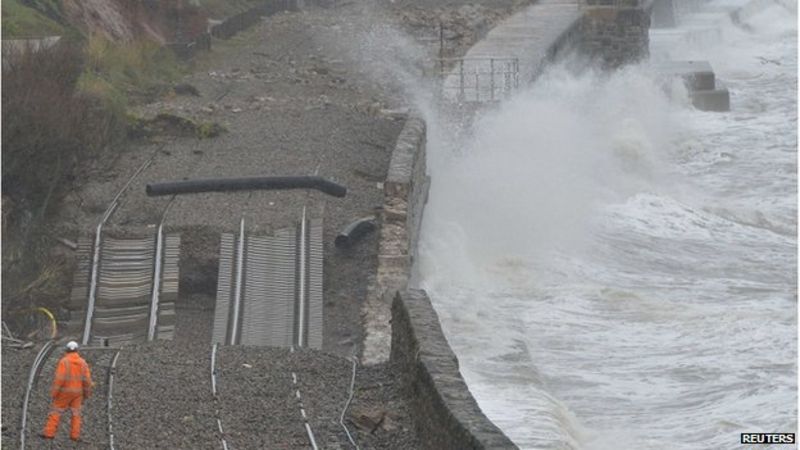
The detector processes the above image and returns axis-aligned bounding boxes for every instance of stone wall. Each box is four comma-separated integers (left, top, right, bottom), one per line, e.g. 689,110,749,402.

579,0,651,68
362,115,429,365
170,0,298,58
210,0,299,39
362,0,655,444
391,289,519,450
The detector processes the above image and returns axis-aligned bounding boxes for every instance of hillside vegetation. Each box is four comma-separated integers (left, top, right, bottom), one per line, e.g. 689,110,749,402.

1,0,66,38
1,1,188,317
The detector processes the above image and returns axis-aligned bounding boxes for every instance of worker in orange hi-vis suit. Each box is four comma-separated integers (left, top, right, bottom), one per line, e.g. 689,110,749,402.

41,341,93,442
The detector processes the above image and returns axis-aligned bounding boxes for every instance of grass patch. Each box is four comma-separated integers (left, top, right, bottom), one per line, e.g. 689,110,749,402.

196,121,227,139
1,0,66,38
127,113,227,140
81,35,185,105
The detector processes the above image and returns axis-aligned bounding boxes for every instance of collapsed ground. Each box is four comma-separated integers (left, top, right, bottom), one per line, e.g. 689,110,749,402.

3,0,533,448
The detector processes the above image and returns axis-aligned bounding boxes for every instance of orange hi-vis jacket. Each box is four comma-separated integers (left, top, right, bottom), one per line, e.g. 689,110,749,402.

51,352,92,399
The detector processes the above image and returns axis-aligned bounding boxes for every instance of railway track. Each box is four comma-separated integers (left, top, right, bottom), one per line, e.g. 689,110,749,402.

212,209,324,349
71,231,180,347
106,350,122,450
19,341,56,450
210,344,230,450
65,148,181,347
290,363,320,450
213,346,333,449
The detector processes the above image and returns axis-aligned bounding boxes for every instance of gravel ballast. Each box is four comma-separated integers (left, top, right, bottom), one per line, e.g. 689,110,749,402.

216,346,420,450
216,346,308,449
287,349,353,448
1,345,38,446
13,346,114,450
50,1,537,361
7,2,543,449
113,342,217,449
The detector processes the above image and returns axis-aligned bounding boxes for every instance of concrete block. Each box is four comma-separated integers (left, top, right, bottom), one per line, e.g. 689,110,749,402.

691,82,730,112
654,60,715,90
651,0,676,27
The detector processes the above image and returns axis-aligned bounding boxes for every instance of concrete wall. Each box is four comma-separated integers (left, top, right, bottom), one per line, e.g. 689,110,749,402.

579,0,652,67
363,117,515,449
364,0,654,445
391,289,519,450
382,116,430,283
362,115,429,365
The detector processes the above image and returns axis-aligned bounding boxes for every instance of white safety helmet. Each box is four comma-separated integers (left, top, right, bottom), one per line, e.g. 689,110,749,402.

66,341,79,352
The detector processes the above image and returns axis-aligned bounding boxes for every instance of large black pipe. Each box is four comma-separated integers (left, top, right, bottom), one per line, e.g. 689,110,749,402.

335,216,377,248
146,176,346,198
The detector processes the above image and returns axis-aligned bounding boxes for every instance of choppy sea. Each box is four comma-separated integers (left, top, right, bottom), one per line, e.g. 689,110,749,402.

416,0,797,448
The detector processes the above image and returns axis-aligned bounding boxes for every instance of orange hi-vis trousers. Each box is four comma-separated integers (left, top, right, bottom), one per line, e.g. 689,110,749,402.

42,393,83,440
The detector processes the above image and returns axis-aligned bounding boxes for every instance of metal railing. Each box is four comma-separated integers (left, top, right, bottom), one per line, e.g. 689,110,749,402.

431,57,520,103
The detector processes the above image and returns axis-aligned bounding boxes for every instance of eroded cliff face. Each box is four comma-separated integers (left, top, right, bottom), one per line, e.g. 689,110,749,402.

61,0,208,43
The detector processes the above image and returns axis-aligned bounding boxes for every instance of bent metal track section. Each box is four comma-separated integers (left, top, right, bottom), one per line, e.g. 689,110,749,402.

70,232,180,346
212,215,324,349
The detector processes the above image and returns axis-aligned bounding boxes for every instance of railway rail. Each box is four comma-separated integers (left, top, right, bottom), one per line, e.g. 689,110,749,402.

73,155,179,347
107,350,122,450
19,340,56,450
291,365,320,450
212,210,324,350
19,342,120,450
210,343,230,450
82,156,155,345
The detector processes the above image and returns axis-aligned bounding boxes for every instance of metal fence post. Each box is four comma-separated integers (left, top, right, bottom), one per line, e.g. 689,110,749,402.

490,58,495,101
475,72,480,102
459,59,465,100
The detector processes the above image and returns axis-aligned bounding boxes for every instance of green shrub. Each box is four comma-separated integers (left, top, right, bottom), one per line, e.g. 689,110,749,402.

1,0,65,38
2,41,126,313
82,35,184,104
197,121,227,139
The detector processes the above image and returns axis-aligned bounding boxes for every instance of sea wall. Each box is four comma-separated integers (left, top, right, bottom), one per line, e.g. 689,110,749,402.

362,115,429,365
391,289,518,450
578,0,653,67
367,0,654,446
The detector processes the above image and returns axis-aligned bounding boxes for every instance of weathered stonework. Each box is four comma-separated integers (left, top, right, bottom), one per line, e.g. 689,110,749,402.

391,289,519,450
362,115,429,365
169,0,299,58
579,0,651,68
